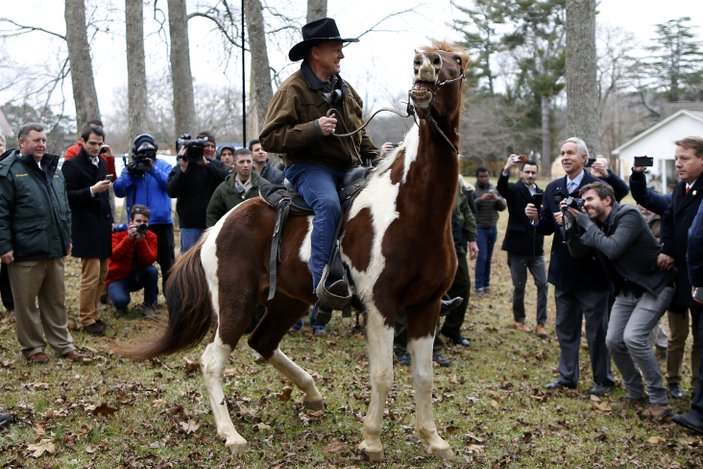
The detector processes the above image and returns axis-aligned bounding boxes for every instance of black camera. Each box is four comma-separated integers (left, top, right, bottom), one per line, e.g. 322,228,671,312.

177,134,209,163
634,155,654,167
564,196,585,210
136,223,149,235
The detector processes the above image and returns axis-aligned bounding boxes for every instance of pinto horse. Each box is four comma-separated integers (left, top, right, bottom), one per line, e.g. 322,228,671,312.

121,41,467,461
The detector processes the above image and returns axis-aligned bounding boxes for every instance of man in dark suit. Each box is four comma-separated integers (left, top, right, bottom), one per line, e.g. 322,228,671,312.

525,137,616,395
61,124,113,336
497,155,547,336
673,181,703,433
657,136,703,400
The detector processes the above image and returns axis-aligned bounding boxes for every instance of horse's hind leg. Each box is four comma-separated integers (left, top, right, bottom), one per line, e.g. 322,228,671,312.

406,307,454,458
201,335,248,452
358,304,395,461
247,297,323,409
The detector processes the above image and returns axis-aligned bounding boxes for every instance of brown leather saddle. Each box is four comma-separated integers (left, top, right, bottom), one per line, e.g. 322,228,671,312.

259,166,374,300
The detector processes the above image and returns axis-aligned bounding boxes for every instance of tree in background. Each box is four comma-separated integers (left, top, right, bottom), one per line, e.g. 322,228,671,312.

451,0,509,95
503,0,565,177
565,0,598,153
167,0,195,136
125,0,147,143
64,0,101,130
641,17,703,105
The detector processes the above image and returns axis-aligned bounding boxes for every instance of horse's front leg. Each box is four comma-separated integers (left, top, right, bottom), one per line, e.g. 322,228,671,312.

268,348,324,410
406,305,454,459
200,337,248,452
358,304,395,461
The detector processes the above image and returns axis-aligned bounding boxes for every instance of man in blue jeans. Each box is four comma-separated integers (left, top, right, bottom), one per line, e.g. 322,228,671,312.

568,181,676,419
105,205,159,318
473,167,506,294
259,18,384,324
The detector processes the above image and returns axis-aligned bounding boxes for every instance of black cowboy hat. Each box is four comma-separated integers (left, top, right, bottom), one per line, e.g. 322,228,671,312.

288,17,359,62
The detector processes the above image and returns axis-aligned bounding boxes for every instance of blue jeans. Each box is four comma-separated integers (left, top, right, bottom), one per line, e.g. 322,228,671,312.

508,253,548,324
180,228,204,253
285,163,345,293
607,287,673,404
475,226,497,291
107,265,159,309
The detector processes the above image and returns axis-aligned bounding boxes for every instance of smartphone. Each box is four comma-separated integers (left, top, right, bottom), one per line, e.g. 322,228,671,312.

585,157,596,168
532,193,543,208
99,145,109,155
104,174,113,181
633,155,654,167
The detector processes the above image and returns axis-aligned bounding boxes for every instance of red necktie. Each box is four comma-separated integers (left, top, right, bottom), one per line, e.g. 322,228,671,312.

686,186,691,196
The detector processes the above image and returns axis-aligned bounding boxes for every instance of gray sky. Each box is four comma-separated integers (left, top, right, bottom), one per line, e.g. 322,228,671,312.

0,0,700,117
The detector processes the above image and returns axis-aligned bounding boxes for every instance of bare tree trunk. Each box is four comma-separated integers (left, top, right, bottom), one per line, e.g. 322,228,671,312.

64,0,100,129
306,0,327,23
167,0,195,135
125,0,147,142
541,95,551,178
565,0,599,153
244,0,272,139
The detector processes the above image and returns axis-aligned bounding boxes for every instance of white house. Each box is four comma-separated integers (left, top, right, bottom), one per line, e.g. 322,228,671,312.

612,109,703,192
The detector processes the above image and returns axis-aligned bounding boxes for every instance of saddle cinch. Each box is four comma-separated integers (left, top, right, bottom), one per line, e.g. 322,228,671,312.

259,166,374,302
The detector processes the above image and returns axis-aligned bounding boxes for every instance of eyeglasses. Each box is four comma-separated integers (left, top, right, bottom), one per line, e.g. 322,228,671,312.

132,206,149,214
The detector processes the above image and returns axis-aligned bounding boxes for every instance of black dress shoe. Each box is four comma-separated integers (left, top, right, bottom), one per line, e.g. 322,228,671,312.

669,383,684,399
0,413,14,429
432,353,451,367
589,384,615,396
440,297,463,316
672,411,703,434
544,380,576,390
449,336,470,347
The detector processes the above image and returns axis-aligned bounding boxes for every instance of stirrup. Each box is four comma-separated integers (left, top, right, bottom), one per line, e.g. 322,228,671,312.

315,265,351,310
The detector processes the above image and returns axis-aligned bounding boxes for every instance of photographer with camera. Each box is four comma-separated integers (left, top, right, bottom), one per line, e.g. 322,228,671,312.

498,155,548,336
525,137,616,395
104,204,158,317
61,124,114,336
113,134,175,294
566,181,676,420
206,147,269,227
167,131,228,252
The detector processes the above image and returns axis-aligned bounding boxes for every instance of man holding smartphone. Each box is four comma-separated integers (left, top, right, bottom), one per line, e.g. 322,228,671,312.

61,124,114,336
497,155,548,336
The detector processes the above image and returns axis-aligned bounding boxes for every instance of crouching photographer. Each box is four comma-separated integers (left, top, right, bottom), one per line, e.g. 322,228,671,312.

566,181,676,420
167,131,228,252
105,204,158,318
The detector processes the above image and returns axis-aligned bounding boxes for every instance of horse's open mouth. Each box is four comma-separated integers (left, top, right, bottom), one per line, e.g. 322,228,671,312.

411,81,434,107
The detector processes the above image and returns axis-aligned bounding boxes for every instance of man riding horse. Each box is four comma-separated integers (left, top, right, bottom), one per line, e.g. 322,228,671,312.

260,17,390,323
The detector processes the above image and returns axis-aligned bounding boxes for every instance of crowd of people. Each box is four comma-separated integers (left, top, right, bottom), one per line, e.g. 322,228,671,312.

0,17,701,438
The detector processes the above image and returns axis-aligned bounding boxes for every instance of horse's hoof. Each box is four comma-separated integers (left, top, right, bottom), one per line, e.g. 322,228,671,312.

432,446,455,459
303,398,324,411
225,439,248,454
364,448,384,462
358,441,384,462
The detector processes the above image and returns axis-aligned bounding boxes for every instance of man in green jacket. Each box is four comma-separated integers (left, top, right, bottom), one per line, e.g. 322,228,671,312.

259,17,382,324
0,123,87,363
206,148,269,227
